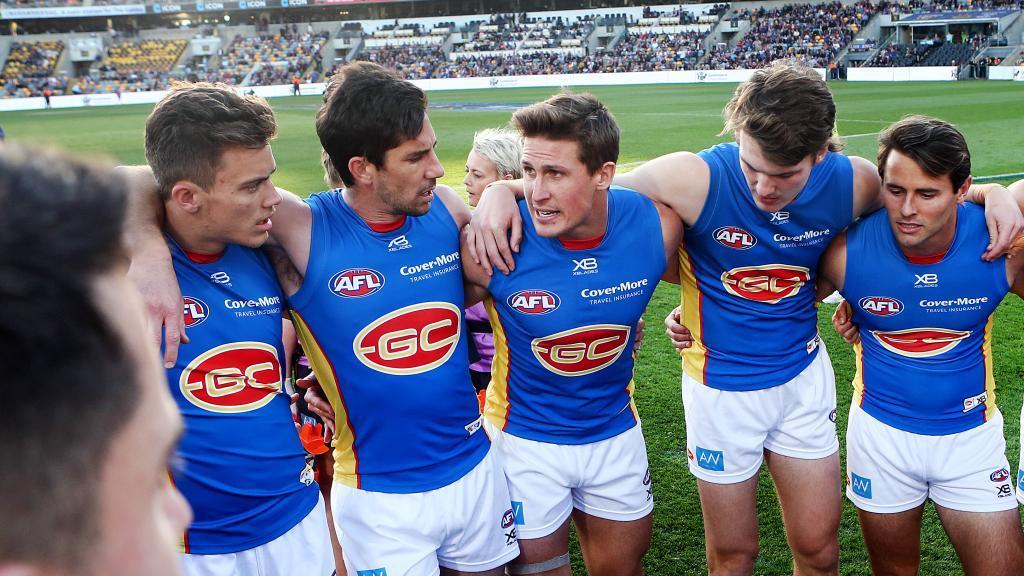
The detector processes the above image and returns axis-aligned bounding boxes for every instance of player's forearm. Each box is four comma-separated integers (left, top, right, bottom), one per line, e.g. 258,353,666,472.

117,165,170,261
967,183,1021,211
482,179,524,201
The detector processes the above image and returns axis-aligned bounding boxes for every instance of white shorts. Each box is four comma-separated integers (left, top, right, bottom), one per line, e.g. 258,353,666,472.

847,406,1017,514
1019,406,1024,504
183,493,335,576
331,447,519,576
491,422,653,540
681,343,838,484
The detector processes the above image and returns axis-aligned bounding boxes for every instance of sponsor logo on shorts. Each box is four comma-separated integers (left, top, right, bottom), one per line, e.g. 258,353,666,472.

963,391,988,413
501,509,515,529
531,324,630,376
695,447,724,472
829,409,837,423
1017,469,1024,491
508,289,560,314
643,468,653,501
179,342,282,413
329,268,385,298
713,226,757,250
354,302,460,375
991,468,1010,482
859,296,904,316
997,484,1013,498
511,501,525,525
849,473,872,499
183,296,209,327
687,448,694,461
356,569,387,576
721,264,810,304
465,416,482,436
870,327,971,358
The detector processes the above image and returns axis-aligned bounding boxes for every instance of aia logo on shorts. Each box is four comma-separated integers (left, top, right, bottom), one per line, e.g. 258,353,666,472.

508,289,560,315
531,324,630,377
179,342,282,413
354,302,461,375
991,468,1010,483
182,297,209,327
721,264,810,304
713,226,757,250
329,268,385,298
501,509,515,529
859,296,904,316
871,327,971,358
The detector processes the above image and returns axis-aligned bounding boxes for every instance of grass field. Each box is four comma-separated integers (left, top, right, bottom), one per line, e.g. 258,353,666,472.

4,80,1024,575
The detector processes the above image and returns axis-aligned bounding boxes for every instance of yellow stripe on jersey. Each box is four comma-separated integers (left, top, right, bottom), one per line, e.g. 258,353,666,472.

852,340,866,407
678,243,709,384
290,311,359,488
483,297,512,430
982,315,997,422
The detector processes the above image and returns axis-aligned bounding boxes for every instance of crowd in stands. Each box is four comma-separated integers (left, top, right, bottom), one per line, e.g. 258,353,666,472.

924,0,1021,10
704,1,878,69
610,30,708,71
1,41,65,98
218,29,327,85
357,44,447,80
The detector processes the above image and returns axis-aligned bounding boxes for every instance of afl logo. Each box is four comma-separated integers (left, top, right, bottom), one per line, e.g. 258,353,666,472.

330,268,385,298
179,342,282,413
871,327,971,358
713,226,757,250
859,296,904,316
508,289,560,315
721,264,810,304
531,324,630,377
991,468,1010,483
183,297,209,327
501,509,515,529
354,302,461,375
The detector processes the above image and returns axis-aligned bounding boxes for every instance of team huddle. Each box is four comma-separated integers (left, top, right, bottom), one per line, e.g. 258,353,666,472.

3,60,1024,576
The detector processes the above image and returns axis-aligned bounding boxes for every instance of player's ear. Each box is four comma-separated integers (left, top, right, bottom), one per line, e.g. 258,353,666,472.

955,175,972,204
348,156,375,186
169,181,203,214
594,161,616,191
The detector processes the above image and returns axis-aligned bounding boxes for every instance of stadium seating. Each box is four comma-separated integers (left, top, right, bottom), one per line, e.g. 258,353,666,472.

1,40,65,98
219,30,328,86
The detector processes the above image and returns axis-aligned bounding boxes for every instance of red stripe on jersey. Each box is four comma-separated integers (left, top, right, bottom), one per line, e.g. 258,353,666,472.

558,232,605,251
367,217,407,233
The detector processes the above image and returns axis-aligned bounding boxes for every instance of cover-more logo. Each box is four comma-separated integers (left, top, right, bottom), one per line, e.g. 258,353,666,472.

531,324,630,376
721,264,810,304
179,342,282,413
354,302,461,375
871,327,970,358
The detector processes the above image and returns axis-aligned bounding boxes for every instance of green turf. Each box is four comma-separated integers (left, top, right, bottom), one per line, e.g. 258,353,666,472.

4,80,1024,575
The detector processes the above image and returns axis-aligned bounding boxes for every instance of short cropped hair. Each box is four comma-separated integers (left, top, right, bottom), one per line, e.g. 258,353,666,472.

722,62,842,166
511,91,619,174
146,82,277,200
0,145,140,571
878,115,971,192
317,62,429,187
471,128,523,179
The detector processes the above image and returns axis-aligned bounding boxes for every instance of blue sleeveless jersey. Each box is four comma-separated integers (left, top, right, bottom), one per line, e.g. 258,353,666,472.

843,204,1008,435
288,191,488,493
166,239,318,555
679,142,854,390
484,187,666,443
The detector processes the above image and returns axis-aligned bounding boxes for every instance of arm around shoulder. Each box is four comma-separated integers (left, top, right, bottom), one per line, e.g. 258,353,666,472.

655,200,683,284
613,151,709,227
816,231,847,300
269,188,313,277
849,156,882,219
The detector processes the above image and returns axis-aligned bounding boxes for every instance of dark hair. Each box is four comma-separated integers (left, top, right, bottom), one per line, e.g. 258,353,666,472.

316,61,428,187
0,145,140,570
878,115,971,192
146,82,277,200
511,91,619,174
722,62,842,166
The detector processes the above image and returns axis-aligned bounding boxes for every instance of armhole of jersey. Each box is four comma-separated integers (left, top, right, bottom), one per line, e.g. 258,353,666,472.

287,194,327,308
689,151,719,236
844,218,864,304
837,154,856,229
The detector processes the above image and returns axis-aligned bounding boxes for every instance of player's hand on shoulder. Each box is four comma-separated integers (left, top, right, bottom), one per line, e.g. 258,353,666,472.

979,184,1024,261
664,306,693,350
467,182,522,276
128,246,188,369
